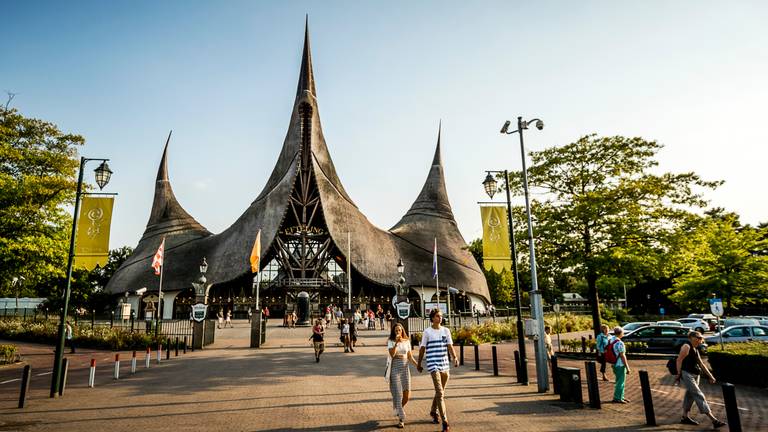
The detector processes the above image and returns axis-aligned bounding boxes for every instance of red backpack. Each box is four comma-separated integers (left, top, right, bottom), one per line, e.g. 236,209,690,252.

604,339,620,364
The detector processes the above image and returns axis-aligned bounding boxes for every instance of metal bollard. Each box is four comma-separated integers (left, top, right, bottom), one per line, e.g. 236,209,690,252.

476,314,480,325
638,370,656,426
513,350,521,383
581,336,587,353
585,361,601,409
145,347,151,368
474,344,480,371
157,343,162,363
183,336,187,354
459,341,464,366
59,358,69,396
551,355,560,394
492,345,499,376
131,351,137,374
88,359,96,387
175,337,179,357
113,354,120,380
721,383,742,432
18,365,32,408
166,339,171,360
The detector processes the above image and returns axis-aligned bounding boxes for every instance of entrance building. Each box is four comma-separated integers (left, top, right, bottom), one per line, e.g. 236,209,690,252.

106,24,490,319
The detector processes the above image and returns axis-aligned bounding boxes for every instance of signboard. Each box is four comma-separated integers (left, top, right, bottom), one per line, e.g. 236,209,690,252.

191,303,208,322
709,298,724,317
119,302,131,320
425,303,447,315
396,302,410,320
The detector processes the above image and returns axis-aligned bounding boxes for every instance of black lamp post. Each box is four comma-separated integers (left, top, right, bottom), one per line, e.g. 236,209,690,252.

50,157,112,397
482,170,528,385
191,257,209,349
394,258,410,334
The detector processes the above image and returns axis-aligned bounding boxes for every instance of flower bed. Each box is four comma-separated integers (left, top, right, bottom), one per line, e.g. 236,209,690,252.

0,318,162,351
0,344,18,365
558,338,647,353
707,342,768,387
451,321,517,345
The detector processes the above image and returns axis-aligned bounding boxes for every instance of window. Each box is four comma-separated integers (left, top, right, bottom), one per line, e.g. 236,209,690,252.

636,328,656,337
725,328,750,338
752,327,767,337
661,328,680,336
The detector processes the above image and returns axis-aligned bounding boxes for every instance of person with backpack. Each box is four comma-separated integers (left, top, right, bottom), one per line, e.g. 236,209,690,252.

675,331,726,428
595,324,611,381
606,326,631,403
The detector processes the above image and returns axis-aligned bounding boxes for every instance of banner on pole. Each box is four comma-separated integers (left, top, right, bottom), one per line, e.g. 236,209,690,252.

74,196,114,270
480,205,512,272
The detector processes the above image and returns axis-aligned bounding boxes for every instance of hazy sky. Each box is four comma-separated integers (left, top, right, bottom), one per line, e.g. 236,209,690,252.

3,1,767,251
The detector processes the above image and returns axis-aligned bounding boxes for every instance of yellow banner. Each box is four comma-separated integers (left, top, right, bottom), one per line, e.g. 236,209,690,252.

74,196,114,270
481,205,512,272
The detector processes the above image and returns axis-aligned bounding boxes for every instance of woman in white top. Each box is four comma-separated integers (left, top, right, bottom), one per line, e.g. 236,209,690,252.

388,323,418,428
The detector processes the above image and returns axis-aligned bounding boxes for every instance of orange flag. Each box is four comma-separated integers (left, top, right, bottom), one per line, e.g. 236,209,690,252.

250,229,261,274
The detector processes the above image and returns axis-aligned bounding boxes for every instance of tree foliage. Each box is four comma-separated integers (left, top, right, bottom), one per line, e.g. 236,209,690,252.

0,106,82,296
467,238,516,306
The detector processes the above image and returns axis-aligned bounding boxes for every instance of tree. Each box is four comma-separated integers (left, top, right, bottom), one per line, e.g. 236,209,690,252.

0,105,82,296
467,238,516,306
665,214,768,313
507,134,720,335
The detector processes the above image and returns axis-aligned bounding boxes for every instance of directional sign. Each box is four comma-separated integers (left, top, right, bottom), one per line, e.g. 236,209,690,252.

709,298,724,317
396,302,410,320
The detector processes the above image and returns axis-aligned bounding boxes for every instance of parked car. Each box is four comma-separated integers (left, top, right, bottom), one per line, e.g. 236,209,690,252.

656,320,685,327
705,325,768,344
719,318,760,330
687,313,720,331
745,316,768,327
676,318,709,333
622,322,653,332
623,325,706,354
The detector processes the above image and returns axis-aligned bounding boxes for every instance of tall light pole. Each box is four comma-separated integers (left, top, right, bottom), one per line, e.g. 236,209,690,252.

501,116,549,392
482,170,528,385
50,157,113,398
394,258,409,334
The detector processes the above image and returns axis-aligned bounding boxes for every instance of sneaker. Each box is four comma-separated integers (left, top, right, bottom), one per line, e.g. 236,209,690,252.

442,422,450,432
712,419,726,429
611,399,628,404
430,413,439,424
680,416,699,425
622,398,631,403
397,421,404,429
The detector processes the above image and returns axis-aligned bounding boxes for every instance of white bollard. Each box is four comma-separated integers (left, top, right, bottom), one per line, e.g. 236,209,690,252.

145,347,151,368
131,351,137,374
88,358,96,388
157,344,162,364
113,354,120,380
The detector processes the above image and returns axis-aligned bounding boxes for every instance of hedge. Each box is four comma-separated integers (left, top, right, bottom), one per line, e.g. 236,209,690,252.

0,318,163,351
707,342,768,387
0,344,18,365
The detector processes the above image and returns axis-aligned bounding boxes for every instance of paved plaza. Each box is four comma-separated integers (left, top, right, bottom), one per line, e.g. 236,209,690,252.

1,321,764,431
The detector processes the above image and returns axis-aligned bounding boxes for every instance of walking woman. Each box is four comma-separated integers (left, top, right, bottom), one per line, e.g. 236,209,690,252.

676,331,726,428
388,323,418,428
596,324,611,381
310,319,325,362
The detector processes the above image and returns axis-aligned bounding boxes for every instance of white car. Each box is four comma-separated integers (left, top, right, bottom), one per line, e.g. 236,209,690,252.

622,322,653,332
676,318,709,333
705,325,768,344
656,320,685,328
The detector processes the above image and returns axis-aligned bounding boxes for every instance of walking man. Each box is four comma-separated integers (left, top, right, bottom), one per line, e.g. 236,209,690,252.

417,308,457,431
676,331,726,428
65,321,75,353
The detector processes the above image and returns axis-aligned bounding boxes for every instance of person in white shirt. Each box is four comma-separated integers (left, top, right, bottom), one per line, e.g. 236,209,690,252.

340,318,352,353
417,309,458,432
387,323,418,428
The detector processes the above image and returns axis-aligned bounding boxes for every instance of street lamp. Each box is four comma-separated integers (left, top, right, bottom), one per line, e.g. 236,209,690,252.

50,157,113,398
501,116,548,392
394,258,410,333
481,170,528,385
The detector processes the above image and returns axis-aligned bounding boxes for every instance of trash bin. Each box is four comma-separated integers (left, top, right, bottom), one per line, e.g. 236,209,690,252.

558,366,583,404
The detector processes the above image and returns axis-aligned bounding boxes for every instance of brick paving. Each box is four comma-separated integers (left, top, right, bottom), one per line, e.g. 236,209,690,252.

0,322,763,431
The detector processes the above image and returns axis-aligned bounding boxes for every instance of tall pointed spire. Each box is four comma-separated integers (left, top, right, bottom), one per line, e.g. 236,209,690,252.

296,16,316,97
432,120,442,166
156,130,172,182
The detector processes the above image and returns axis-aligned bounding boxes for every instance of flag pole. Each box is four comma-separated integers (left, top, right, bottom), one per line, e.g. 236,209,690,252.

347,232,352,311
156,259,163,337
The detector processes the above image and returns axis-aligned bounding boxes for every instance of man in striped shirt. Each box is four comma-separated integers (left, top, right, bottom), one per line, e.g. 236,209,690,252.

417,308,458,432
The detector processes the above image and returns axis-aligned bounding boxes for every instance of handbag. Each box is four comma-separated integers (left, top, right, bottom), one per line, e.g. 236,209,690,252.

384,356,392,383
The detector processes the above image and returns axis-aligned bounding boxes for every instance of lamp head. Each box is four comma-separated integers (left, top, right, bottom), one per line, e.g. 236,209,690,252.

200,257,208,274
482,172,498,199
94,161,113,190
500,120,511,134
535,119,544,130
397,258,404,275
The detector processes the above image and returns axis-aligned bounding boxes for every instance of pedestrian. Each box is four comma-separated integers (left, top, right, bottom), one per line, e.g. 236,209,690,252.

608,326,631,404
596,324,611,381
335,307,343,324
247,307,252,323
676,331,726,428
290,310,297,329
325,306,332,326
544,326,554,359
217,309,223,329
417,308,458,432
310,319,325,362
263,306,270,322
225,309,232,328
65,321,75,353
385,310,393,330
387,322,418,429
349,317,358,348
354,309,362,324
368,310,376,330
340,318,352,352
377,305,385,330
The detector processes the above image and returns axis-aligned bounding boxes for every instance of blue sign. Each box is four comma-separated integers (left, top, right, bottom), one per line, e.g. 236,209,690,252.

709,298,724,317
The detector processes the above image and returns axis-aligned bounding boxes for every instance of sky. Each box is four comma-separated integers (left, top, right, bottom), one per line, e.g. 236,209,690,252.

3,1,767,251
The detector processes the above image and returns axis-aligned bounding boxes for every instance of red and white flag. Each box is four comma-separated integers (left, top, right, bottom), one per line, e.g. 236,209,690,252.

151,238,165,275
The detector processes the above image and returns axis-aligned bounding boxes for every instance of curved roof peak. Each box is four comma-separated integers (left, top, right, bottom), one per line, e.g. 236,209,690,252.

393,124,455,223
296,16,316,98
142,132,210,241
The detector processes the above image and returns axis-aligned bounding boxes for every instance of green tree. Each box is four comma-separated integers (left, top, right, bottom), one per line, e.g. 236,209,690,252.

507,134,720,335
0,105,82,296
467,238,516,306
665,214,768,313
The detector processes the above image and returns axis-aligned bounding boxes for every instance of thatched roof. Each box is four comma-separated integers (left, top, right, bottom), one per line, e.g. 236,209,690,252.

105,23,489,302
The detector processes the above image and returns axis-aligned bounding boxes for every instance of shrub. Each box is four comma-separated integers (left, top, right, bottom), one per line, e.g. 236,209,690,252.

451,321,517,345
557,338,647,353
0,344,18,364
544,313,618,334
707,342,768,387
0,318,163,351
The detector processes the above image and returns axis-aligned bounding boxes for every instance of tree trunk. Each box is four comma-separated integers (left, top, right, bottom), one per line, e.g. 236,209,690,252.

587,271,601,338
